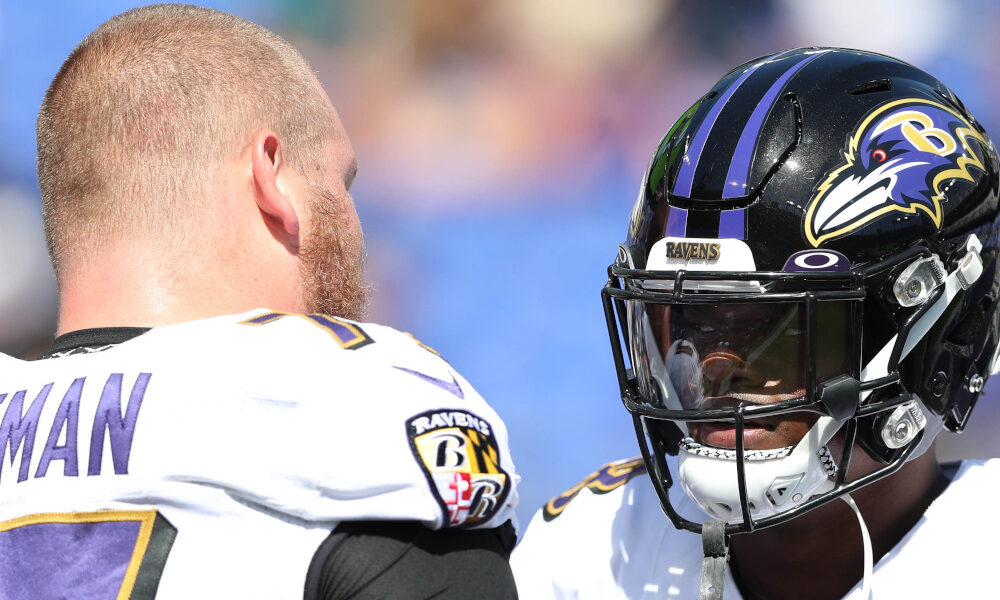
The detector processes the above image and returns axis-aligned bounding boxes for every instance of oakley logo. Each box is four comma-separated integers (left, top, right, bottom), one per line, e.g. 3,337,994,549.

783,249,850,272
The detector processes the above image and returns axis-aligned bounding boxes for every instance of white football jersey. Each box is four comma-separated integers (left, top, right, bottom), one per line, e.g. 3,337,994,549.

512,456,999,599
0,310,519,599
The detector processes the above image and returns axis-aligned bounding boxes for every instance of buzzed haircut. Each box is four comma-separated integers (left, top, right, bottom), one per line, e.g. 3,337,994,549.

36,3,334,275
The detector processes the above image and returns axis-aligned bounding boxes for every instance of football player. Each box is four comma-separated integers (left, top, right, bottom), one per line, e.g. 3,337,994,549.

513,47,1000,599
0,5,518,599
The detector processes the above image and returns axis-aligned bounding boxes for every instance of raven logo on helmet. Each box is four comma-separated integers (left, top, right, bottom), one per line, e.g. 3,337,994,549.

803,98,988,247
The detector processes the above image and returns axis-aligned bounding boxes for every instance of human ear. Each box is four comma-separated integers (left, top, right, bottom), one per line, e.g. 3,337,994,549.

250,129,300,244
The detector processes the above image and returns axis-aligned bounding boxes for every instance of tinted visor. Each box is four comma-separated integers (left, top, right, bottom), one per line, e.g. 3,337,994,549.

631,299,855,412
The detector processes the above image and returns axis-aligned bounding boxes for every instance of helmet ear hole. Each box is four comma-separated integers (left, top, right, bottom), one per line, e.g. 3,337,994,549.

946,295,991,349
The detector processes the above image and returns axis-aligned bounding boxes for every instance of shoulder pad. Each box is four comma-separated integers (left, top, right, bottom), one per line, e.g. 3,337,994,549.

542,457,646,521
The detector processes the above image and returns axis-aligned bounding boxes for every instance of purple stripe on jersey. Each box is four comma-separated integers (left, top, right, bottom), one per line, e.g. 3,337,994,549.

665,207,688,237
719,209,746,239
394,367,465,399
306,313,359,345
245,312,284,325
723,51,828,198
672,61,765,197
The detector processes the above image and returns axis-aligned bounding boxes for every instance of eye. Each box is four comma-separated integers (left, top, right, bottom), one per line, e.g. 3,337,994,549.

872,149,887,162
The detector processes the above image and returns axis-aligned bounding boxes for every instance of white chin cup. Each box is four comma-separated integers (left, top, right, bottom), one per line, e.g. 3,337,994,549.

677,416,841,523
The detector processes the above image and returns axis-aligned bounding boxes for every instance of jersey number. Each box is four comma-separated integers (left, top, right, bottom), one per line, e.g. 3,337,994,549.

241,312,440,355
240,312,374,350
0,510,176,599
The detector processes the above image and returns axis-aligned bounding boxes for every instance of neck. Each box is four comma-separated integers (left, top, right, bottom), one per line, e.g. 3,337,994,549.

55,245,304,334
729,448,948,600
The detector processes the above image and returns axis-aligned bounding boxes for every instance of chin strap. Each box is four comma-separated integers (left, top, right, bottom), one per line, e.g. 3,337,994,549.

842,494,873,599
699,520,730,600
699,499,872,599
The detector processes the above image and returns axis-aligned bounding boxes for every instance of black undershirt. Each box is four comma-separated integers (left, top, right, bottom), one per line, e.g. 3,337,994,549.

306,520,518,600
39,327,520,599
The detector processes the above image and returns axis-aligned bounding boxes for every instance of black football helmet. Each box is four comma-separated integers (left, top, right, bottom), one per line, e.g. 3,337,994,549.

603,47,1000,535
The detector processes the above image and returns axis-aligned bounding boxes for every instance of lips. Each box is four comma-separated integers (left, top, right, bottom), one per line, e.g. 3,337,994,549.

697,421,776,449
689,395,791,449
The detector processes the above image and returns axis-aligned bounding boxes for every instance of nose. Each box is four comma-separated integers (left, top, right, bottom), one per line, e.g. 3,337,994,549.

701,351,744,395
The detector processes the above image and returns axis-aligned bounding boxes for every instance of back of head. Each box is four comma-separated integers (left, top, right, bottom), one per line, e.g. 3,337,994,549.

37,3,333,277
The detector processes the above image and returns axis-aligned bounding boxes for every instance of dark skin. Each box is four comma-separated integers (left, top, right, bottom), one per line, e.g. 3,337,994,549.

728,443,950,600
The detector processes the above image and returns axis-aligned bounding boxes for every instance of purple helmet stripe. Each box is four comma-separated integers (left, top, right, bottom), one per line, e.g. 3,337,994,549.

718,208,746,239
665,207,688,237
671,61,765,197
723,50,828,198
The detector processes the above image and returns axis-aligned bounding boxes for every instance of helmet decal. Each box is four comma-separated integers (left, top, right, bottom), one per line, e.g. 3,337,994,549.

664,206,748,240
671,59,764,198
673,50,828,199
782,249,851,272
665,206,688,237
663,240,721,261
722,50,828,199
804,98,988,247
718,208,745,239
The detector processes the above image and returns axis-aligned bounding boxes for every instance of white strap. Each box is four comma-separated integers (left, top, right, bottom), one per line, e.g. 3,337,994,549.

842,493,873,600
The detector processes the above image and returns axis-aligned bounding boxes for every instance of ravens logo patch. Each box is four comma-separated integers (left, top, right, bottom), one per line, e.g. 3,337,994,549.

407,409,511,528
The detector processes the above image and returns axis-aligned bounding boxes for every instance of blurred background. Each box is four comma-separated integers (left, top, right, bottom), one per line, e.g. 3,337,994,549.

3,0,1000,529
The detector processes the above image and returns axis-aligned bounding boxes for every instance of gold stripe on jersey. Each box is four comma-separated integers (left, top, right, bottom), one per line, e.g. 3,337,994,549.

543,457,647,521
405,332,442,356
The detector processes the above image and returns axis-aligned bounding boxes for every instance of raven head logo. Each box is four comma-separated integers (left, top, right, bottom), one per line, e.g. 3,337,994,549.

803,98,988,247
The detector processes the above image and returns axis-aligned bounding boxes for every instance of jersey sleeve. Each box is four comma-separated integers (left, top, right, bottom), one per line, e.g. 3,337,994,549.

511,458,648,599
512,503,605,599
193,312,520,531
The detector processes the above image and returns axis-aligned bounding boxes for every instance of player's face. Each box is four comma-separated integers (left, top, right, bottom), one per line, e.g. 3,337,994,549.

650,301,852,450
298,103,369,321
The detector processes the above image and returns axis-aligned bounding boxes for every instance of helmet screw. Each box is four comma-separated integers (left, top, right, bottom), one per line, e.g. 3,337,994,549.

929,372,948,398
968,374,985,393
880,400,926,449
906,280,922,299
